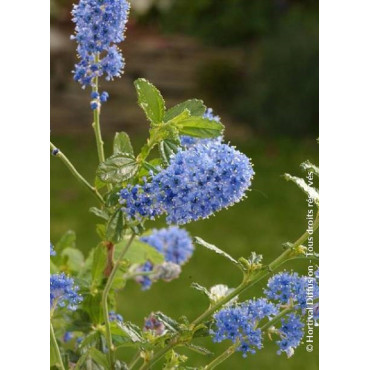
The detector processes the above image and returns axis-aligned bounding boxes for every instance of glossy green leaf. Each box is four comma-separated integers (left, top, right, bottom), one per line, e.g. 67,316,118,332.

119,322,143,343
95,175,106,190
177,117,224,138
194,237,238,265
89,348,109,369
110,321,143,347
97,153,138,184
74,351,90,370
82,293,103,324
164,99,206,122
89,207,109,221
300,160,319,176
155,312,181,333
284,173,319,206
191,282,211,298
106,209,125,243
134,78,165,124
159,139,180,165
113,132,134,155
115,238,164,265
91,243,108,286
96,224,106,240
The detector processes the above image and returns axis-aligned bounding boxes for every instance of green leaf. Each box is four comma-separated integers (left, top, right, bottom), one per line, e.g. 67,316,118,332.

134,78,165,124
110,321,144,347
191,282,211,298
91,244,108,286
89,348,109,369
82,293,103,324
194,237,238,265
96,224,106,240
114,321,143,343
95,175,106,190
300,160,319,176
155,312,181,333
78,331,100,350
164,99,206,122
74,351,90,370
105,187,121,207
115,238,164,265
55,230,76,253
159,139,180,165
284,173,319,206
106,209,125,243
97,153,138,184
113,132,134,155
143,160,162,174
62,247,85,272
165,108,191,125
177,117,224,138
89,207,109,221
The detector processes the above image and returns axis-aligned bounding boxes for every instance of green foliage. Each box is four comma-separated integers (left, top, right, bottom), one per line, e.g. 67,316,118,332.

134,78,165,124
163,99,206,122
97,153,138,184
115,237,164,265
106,209,125,243
113,132,134,155
159,139,179,165
194,237,238,265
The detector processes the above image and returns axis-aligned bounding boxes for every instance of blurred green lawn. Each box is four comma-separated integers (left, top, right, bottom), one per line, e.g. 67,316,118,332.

50,133,318,369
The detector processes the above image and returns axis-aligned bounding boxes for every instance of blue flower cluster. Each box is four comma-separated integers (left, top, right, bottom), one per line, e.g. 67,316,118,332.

276,313,305,358
203,107,220,122
50,273,83,311
264,271,319,312
135,227,193,290
119,182,160,222
120,141,254,225
212,299,278,357
141,226,194,265
212,270,319,359
50,243,56,256
71,0,130,87
154,141,254,224
90,91,109,110
63,332,74,343
143,313,166,336
109,311,124,322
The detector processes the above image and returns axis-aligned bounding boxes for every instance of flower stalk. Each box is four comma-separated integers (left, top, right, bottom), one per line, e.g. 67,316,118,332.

50,142,104,204
50,322,66,370
102,233,136,368
92,55,106,164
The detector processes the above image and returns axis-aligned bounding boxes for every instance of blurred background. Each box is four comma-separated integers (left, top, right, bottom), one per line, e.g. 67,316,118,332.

51,0,318,368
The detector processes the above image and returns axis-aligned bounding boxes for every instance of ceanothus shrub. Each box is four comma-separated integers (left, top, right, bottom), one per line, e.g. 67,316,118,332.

50,1,319,368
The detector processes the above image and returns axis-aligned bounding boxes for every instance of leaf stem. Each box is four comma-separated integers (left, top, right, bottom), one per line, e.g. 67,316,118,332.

203,341,239,370
102,233,136,368
50,322,66,370
128,349,142,369
50,142,104,204
92,55,106,164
